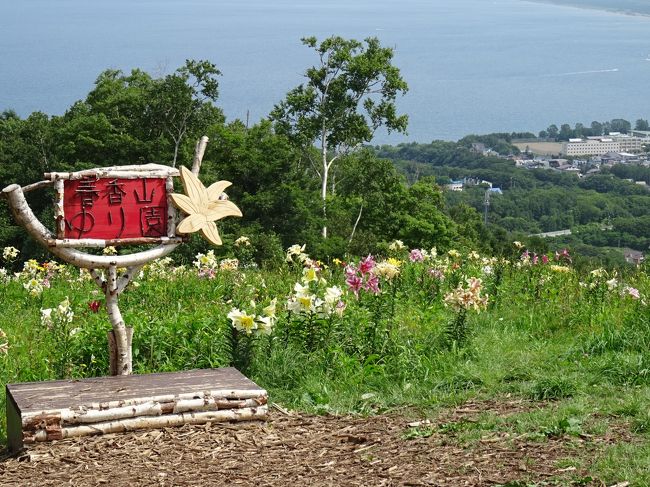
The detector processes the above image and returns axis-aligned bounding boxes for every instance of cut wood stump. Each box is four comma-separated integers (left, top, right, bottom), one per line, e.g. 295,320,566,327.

6,367,268,452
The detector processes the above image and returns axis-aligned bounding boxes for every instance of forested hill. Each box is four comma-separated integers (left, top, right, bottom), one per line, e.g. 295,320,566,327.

376,140,650,265
530,0,650,16
1,52,648,269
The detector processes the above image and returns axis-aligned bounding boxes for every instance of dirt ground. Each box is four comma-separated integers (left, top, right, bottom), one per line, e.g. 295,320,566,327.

0,400,631,486
513,142,563,156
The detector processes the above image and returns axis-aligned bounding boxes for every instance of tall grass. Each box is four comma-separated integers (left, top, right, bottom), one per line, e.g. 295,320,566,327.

0,246,649,482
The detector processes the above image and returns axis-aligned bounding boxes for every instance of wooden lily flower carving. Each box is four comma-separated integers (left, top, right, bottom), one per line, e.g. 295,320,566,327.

171,166,242,246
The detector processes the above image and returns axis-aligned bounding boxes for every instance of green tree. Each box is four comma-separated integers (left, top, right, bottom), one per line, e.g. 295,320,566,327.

610,118,631,134
635,118,649,131
78,60,223,167
559,123,573,140
448,203,489,250
271,35,408,239
148,60,222,166
590,121,603,136
334,149,408,254
0,111,65,256
574,122,585,138
205,120,321,252
1,109,19,121
397,177,456,250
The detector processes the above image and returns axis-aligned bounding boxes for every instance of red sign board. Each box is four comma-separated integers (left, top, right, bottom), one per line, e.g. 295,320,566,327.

63,177,168,240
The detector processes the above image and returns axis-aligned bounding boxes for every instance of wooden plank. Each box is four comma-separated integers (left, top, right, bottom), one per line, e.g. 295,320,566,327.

5,389,23,453
8,368,264,413
7,368,268,451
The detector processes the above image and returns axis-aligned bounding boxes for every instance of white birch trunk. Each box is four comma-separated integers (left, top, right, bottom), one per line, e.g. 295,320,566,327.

21,390,267,417
53,179,65,238
172,137,181,168
191,136,209,176
321,130,329,239
22,397,266,428
44,164,179,181
52,237,183,248
348,202,363,245
28,406,268,442
107,327,133,376
106,265,131,375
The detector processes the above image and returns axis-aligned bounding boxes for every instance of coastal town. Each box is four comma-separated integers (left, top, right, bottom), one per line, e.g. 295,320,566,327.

514,129,650,179
445,131,650,195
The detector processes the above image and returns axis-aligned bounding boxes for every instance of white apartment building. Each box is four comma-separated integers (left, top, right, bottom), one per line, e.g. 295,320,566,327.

445,180,464,191
562,138,620,156
630,130,650,139
607,133,646,153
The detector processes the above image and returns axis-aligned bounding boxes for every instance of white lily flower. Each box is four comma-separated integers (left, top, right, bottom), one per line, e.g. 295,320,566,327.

227,308,257,334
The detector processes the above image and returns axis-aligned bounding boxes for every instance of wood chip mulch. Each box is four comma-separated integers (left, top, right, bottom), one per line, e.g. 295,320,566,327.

0,400,630,486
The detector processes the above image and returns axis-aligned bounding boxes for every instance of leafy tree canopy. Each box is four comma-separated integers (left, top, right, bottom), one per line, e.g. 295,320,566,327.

270,35,408,239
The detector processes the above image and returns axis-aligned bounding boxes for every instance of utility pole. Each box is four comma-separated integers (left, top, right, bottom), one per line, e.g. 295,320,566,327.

484,189,490,225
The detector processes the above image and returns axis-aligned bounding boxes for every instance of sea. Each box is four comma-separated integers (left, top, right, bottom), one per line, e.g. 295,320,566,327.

1,0,649,144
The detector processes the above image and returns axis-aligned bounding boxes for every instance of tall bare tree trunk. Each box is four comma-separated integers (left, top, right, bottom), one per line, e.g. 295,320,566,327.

348,202,363,246
172,139,180,167
321,131,328,238
191,136,209,175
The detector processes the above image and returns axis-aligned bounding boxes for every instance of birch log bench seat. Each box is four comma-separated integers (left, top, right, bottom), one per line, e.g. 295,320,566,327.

6,367,268,452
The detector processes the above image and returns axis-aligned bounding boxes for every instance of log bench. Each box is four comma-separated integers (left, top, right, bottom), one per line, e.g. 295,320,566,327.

6,367,268,452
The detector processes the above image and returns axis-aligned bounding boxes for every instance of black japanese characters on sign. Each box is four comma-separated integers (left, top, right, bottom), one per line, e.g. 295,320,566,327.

63,177,168,240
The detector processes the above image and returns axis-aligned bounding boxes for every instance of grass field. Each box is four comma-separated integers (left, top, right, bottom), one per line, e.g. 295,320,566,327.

513,141,564,156
0,244,649,483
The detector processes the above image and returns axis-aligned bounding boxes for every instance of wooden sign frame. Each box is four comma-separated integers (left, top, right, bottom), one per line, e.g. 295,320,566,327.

1,137,234,376
3,161,199,376
47,165,182,248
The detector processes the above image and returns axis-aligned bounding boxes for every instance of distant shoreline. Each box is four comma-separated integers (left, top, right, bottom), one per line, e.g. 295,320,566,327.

523,0,650,18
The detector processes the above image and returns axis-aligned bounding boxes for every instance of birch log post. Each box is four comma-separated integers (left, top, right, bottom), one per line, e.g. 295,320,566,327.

90,266,140,375
106,265,139,375
107,327,133,376
26,406,268,443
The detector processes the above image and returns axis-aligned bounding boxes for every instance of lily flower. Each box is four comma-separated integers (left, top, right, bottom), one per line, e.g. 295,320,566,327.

0,329,8,355
227,308,257,334
263,298,277,318
346,275,363,296
171,166,242,246
40,308,54,328
409,249,425,262
324,286,343,306
358,255,376,275
256,316,275,335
